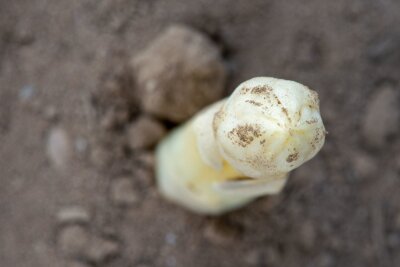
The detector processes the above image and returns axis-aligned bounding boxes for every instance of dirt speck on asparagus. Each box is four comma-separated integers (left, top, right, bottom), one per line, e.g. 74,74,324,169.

228,124,262,147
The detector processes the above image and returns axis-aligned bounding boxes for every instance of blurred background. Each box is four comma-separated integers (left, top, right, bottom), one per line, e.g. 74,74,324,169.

1,1,399,267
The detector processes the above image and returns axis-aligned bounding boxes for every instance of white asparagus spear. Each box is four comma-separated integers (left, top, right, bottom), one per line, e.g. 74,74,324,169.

156,77,326,214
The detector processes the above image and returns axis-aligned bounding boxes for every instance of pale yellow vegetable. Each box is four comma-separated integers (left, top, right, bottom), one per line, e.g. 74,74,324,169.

156,77,326,214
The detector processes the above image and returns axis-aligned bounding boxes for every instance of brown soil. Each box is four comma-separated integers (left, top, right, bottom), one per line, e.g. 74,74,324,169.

1,1,400,267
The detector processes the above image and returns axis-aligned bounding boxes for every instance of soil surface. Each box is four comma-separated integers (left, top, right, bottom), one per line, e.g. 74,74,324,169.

1,1,400,267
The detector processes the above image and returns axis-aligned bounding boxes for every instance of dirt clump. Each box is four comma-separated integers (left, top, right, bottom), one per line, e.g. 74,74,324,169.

57,224,120,264
132,25,227,123
362,83,399,148
110,176,140,206
127,116,166,150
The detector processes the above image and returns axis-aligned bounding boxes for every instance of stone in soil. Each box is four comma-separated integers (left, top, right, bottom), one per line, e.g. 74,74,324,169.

58,224,120,263
58,225,90,258
57,206,90,224
94,63,138,130
244,250,262,265
351,151,377,179
85,235,120,263
75,137,88,154
110,177,139,206
132,24,227,123
46,127,72,170
203,219,240,245
90,144,112,168
43,105,58,121
133,167,154,188
362,83,399,148
100,108,130,130
127,116,166,150
298,220,316,250
133,151,155,169
19,85,35,102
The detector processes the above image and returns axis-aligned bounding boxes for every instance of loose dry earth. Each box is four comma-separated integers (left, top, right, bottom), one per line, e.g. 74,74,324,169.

1,1,400,267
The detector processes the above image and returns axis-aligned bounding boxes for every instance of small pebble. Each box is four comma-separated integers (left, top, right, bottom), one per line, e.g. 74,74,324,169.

47,127,72,169
75,137,88,153
43,105,58,121
132,24,227,122
58,225,90,258
33,240,47,254
362,84,399,148
165,232,177,246
100,108,130,130
203,220,240,245
133,167,153,188
57,206,90,224
244,250,262,265
299,220,316,249
351,152,377,179
110,177,139,205
134,151,155,169
85,236,120,263
90,145,111,168
59,224,120,263
19,85,35,101
127,116,166,150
